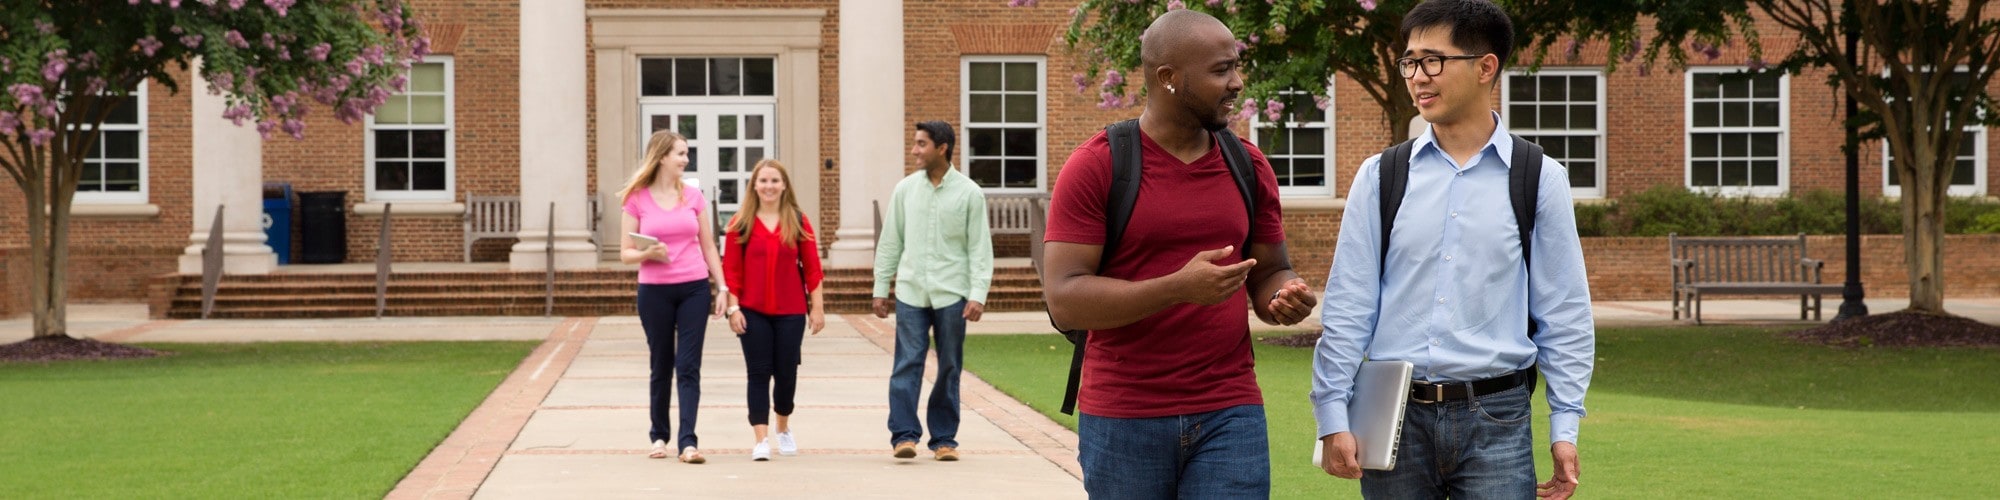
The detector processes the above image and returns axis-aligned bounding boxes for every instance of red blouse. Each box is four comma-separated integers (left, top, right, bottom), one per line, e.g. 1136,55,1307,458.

723,215,824,315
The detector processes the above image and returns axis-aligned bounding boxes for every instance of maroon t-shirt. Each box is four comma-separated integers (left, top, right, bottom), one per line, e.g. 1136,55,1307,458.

1044,128,1286,418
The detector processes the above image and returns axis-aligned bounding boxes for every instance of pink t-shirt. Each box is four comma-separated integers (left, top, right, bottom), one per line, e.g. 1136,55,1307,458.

623,185,711,285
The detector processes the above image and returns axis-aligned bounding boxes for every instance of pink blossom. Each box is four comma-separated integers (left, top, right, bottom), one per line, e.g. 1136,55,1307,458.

265,0,294,16
1,56,10,73
138,36,164,56
308,43,331,61
262,33,277,49
210,72,234,93
224,30,250,49
1101,70,1124,90
1167,0,1186,10
1234,40,1249,55
1098,91,1122,109
1006,0,1038,6
1748,58,1768,71
255,119,276,139
346,58,367,77
170,25,183,35
1207,0,1222,6
228,0,247,9
361,46,386,65
1264,98,1286,122
42,53,68,83
0,111,18,135
10,84,44,106
1359,0,1377,11
181,34,205,49
411,37,432,59
279,48,292,60
389,74,410,92
84,77,108,95
35,20,55,35
1073,73,1088,94
222,103,254,125
281,118,306,139
28,129,56,145
1314,95,1332,110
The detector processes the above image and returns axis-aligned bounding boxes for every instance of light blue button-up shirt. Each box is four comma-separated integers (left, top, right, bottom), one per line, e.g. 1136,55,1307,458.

1311,113,1596,444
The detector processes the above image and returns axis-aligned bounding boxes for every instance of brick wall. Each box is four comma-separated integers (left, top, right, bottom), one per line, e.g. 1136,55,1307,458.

0,249,23,318
1576,234,2000,302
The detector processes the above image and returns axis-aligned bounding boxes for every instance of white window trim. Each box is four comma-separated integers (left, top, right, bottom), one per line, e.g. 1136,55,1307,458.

1502,68,1606,199
960,55,1047,194
365,56,455,203
1248,89,1336,198
73,85,148,205
1881,65,1986,197
1684,67,1790,197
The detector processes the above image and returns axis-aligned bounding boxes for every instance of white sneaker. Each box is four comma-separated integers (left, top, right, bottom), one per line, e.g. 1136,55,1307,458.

775,431,798,456
751,439,771,461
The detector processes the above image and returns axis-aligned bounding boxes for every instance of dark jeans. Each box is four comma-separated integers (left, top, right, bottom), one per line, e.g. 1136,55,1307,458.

1361,385,1537,500
738,308,805,426
1078,404,1271,499
887,299,965,449
638,280,711,450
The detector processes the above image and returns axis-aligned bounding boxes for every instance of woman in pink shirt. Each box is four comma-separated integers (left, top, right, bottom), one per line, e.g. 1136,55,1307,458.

721,159,826,461
619,130,728,464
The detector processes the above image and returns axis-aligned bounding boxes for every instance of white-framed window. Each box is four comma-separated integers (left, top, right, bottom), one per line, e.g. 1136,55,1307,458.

1883,68,1986,197
73,85,147,204
961,56,1045,192
366,56,453,202
1686,67,1788,196
1249,91,1333,197
1504,69,1604,199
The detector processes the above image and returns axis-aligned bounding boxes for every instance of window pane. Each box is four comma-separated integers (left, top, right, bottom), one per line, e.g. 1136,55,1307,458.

1570,105,1595,130
969,63,1001,91
1570,75,1596,101
80,163,103,188
376,161,410,190
1752,160,1778,186
709,58,741,96
412,161,447,190
1693,74,1721,99
969,94,1002,123
719,147,738,172
1721,133,1748,157
1723,76,1750,99
1540,104,1567,129
968,128,1000,158
375,95,410,124
1753,74,1780,98
1293,128,1325,156
1267,158,1291,182
411,130,447,159
1569,161,1595,188
411,63,445,93
1255,128,1280,152
1004,94,1036,123
745,115,765,140
376,130,410,159
1292,158,1326,186
105,164,141,192
720,115,738,140
1003,128,1036,158
1539,77,1564,101
745,58,775,96
1693,102,1718,128
410,95,446,124
1509,104,1537,129
1751,133,1777,157
650,115,672,134
674,58,707,96
1721,160,1749,186
102,130,140,160
1570,136,1596,159
678,115,698,139
1960,136,1980,156
1723,102,1749,127
1753,101,1779,127
969,158,1002,187
1692,133,1718,158
1693,161,1719,186
1004,62,1037,92
1004,159,1037,188
746,147,765,167
641,59,673,96
104,95,140,124
1508,76,1534,101
719,179,738,204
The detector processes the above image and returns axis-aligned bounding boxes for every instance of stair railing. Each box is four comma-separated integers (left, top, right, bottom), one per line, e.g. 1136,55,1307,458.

200,205,225,319
376,203,393,318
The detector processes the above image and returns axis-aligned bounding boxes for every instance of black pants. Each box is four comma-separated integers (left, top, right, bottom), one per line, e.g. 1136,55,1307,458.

738,308,805,426
638,280,710,449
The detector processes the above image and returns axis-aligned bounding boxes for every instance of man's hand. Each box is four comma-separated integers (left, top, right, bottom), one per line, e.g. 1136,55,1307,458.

1174,246,1256,305
962,301,985,322
872,297,892,318
1319,432,1362,479
1266,278,1317,325
1537,442,1580,499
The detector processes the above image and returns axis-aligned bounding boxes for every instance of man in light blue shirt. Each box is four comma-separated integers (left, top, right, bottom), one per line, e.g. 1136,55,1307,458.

1311,1,1595,499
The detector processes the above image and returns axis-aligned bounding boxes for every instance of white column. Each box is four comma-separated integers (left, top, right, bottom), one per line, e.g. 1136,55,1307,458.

181,59,276,275
510,0,597,271
827,0,906,267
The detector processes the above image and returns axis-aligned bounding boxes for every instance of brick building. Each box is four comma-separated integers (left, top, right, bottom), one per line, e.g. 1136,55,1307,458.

5,0,1996,314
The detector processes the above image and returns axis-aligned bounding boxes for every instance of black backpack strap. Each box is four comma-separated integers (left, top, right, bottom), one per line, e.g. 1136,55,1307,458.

1509,135,1543,340
1213,129,1258,259
1059,119,1145,416
1377,140,1415,276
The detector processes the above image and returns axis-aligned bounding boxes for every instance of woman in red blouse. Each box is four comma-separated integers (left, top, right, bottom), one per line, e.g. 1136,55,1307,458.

722,159,826,461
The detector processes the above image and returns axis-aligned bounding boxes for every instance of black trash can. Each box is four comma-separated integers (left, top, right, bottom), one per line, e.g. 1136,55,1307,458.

297,191,348,264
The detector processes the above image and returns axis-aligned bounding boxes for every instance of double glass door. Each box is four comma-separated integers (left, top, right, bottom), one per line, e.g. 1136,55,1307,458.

640,102,776,229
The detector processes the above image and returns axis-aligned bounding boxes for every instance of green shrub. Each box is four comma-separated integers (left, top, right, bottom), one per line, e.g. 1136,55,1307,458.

1619,185,1721,236
1567,187,1993,237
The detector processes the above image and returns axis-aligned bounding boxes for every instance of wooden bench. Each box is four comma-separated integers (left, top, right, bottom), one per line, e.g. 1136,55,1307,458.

985,193,1049,236
463,193,602,262
1669,233,1845,324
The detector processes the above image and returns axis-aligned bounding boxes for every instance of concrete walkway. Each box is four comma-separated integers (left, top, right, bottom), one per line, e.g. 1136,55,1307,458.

6,296,2000,499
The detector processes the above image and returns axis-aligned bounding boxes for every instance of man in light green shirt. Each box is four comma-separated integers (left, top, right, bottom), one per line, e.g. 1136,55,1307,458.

872,120,993,461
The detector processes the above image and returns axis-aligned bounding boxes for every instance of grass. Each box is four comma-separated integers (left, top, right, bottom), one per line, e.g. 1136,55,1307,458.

0,341,538,499
966,327,2000,499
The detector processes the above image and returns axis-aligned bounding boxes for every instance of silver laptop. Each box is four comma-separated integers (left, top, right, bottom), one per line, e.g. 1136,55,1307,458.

1316,360,1414,471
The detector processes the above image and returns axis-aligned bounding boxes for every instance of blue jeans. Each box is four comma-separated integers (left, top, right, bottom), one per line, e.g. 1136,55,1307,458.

887,299,965,449
1362,384,1536,500
1078,404,1270,499
638,280,711,450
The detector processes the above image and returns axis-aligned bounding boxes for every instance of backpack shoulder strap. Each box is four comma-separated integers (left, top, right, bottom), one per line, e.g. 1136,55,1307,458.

1212,128,1258,259
1377,140,1416,275
1509,134,1544,338
1103,119,1145,266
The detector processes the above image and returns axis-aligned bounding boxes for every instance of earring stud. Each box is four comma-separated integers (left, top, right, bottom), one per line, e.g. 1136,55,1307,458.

1167,85,1176,94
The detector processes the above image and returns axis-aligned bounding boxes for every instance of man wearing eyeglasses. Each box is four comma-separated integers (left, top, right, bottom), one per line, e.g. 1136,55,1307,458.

1310,1,1596,499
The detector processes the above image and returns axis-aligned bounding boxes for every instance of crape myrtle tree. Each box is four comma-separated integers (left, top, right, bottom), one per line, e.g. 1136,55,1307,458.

2,0,428,339
1024,0,2000,316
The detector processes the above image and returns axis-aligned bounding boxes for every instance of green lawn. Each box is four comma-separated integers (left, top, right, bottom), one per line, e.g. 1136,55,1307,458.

0,341,537,499
966,327,2000,499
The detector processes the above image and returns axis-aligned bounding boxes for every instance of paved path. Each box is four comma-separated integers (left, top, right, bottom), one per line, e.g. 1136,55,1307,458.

6,296,1999,499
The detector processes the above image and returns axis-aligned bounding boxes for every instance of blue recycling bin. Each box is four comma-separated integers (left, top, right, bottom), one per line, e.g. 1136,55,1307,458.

262,183,294,264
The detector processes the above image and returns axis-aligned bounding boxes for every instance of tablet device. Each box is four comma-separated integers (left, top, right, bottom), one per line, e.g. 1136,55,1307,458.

628,232,663,250
1327,360,1413,471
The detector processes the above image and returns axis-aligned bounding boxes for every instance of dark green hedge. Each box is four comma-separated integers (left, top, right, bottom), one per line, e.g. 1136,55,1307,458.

1572,186,2000,237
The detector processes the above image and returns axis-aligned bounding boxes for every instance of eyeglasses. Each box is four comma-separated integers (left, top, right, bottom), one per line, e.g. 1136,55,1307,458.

1396,54,1487,79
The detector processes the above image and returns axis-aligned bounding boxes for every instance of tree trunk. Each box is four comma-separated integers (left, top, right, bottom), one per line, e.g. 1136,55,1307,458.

1898,149,1948,314
23,150,69,339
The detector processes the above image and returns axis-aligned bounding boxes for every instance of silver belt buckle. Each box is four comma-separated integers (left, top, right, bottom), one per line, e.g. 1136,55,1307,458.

1411,381,1443,404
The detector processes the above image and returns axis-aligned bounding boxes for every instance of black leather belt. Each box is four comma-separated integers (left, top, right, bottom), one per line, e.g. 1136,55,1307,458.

1409,371,1528,404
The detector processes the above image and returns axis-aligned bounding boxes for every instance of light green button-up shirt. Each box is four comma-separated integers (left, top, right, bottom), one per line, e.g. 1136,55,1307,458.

873,167,994,307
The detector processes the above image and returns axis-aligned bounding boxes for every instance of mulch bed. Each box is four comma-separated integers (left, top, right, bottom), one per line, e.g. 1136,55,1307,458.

1788,311,2000,348
1261,332,1320,348
0,336,164,363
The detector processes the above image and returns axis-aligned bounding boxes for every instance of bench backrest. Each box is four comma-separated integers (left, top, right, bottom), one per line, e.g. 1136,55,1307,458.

986,193,1047,235
466,194,522,236
1669,233,1812,283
